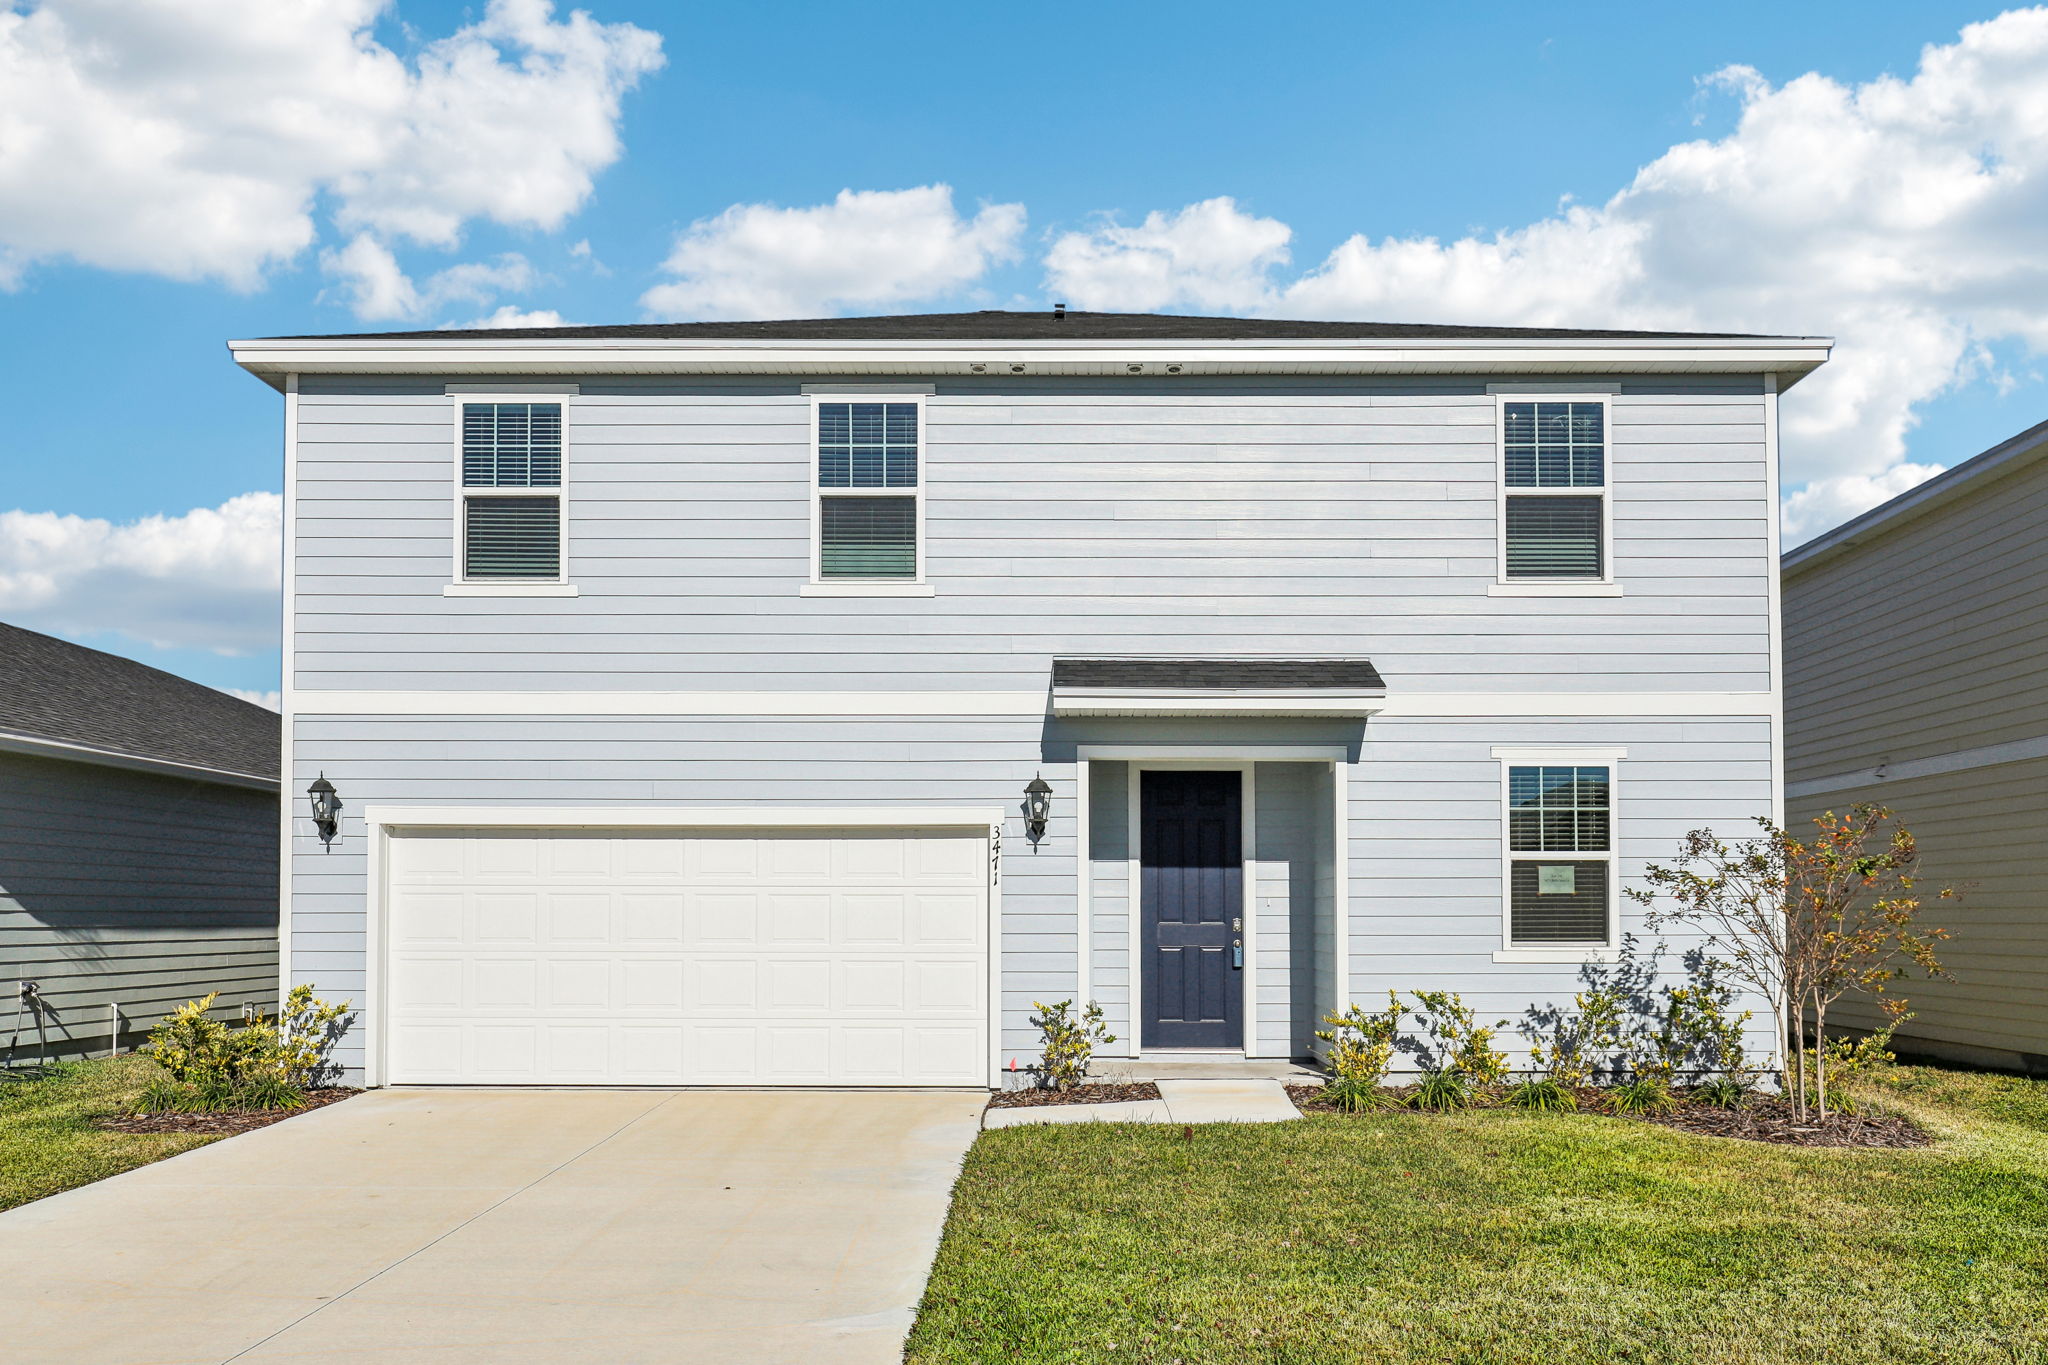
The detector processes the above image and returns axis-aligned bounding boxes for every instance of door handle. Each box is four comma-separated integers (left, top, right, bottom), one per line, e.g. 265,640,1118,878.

1231,939,1243,969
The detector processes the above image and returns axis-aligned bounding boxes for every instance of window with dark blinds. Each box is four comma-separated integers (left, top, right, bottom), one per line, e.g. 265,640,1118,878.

464,497,561,579
816,400,920,580
1507,764,1614,945
459,401,564,581
1501,398,1607,581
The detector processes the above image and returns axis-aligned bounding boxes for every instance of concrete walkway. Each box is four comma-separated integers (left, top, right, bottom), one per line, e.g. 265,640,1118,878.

1,1088,986,1365
984,1077,1302,1128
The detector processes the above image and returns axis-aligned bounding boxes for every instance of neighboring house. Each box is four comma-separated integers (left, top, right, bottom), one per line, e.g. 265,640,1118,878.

229,310,1829,1088
0,623,279,1065
1783,417,2048,1077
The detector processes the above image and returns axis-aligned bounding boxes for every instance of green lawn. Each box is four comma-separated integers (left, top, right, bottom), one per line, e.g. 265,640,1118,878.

0,1055,218,1212
908,1066,2048,1364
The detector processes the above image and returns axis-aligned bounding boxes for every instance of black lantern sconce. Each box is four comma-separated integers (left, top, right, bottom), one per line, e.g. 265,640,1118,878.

307,773,342,851
1023,772,1053,844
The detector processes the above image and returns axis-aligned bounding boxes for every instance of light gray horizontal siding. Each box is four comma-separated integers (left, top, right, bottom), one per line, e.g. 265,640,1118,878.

0,753,277,1064
1785,453,2048,774
292,374,1771,694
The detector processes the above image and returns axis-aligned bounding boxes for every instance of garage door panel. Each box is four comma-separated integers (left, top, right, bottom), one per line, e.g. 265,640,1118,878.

386,827,988,1086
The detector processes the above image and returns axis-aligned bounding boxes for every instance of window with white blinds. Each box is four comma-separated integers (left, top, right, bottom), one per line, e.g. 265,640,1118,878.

1500,398,1607,581
1505,764,1615,945
459,401,564,580
815,399,920,581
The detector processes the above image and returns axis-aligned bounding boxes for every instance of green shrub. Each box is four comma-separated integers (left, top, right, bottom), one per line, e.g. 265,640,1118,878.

1324,1076,1396,1112
1527,987,1624,1089
1608,1076,1678,1116
139,986,351,1113
1028,999,1114,1091
1411,1070,1471,1112
1314,993,1403,1088
1507,1077,1578,1112
1693,1075,1750,1109
1409,990,1510,1087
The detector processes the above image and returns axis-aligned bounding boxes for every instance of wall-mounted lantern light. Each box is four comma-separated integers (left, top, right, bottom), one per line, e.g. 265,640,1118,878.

1023,773,1053,844
307,773,342,851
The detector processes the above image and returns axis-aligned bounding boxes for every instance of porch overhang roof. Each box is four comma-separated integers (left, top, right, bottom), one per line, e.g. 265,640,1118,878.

1050,658,1386,718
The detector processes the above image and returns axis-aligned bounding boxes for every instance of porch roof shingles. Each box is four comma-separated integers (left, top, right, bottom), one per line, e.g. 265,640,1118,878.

1051,658,1386,691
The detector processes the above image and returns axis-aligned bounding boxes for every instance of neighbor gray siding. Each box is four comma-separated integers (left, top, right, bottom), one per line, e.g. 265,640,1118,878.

1785,449,2048,1067
1,753,276,1064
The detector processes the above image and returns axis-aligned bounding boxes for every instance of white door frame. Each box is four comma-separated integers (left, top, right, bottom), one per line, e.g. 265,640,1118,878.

1081,753,1351,1064
361,805,1006,1089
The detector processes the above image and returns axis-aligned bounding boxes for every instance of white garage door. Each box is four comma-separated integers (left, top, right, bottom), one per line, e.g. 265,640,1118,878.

383,826,989,1086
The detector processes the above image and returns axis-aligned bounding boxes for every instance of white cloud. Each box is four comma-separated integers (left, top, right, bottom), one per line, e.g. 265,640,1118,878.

451,305,567,329
1041,9,2048,533
1781,462,1948,544
0,492,281,655
221,687,282,712
641,185,1026,320
0,0,663,289
320,234,542,320
1044,198,1291,312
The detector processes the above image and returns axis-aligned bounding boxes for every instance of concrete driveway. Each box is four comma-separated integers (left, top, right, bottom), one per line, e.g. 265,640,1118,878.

2,1088,986,1365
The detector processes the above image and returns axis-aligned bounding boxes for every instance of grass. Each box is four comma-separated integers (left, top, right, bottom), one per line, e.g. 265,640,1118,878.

908,1064,2048,1364
0,1055,221,1212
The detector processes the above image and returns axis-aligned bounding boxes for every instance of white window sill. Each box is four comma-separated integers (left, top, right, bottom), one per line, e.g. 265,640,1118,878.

1492,947,1620,964
800,582,936,598
1488,581,1623,597
443,583,580,597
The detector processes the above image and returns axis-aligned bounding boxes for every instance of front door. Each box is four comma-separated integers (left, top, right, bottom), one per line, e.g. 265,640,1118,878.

1140,769,1244,1049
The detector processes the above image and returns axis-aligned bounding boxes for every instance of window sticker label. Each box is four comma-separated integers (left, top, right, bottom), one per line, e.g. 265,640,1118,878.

1537,864,1577,895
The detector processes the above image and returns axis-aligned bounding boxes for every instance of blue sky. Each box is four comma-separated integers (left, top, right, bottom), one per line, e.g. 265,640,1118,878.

3,0,2046,700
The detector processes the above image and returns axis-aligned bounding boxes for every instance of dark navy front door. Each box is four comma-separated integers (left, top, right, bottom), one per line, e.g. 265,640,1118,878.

1140,770,1244,1049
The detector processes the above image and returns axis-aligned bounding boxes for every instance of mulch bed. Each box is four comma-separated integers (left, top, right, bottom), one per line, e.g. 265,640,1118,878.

1284,1083,1930,1148
1646,1097,1931,1148
987,1081,1163,1110
94,1087,361,1136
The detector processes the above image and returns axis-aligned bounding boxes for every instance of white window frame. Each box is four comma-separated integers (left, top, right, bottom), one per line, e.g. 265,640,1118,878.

1489,392,1619,598
1491,745,1625,963
803,393,932,598
447,392,573,596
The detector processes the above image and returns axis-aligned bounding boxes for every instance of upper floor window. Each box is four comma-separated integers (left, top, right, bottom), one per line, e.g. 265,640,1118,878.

459,401,563,581
1499,398,1608,582
815,400,921,581
1505,762,1615,947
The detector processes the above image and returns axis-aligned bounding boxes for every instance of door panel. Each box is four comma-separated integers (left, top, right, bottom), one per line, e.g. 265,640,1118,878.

1140,771,1244,1049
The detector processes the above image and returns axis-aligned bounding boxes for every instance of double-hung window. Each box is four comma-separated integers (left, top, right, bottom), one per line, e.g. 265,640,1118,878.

1502,758,1618,949
813,399,922,583
1499,397,1609,583
458,400,564,582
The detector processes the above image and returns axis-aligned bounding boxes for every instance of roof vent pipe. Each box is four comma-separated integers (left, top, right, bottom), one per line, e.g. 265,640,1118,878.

1053,303,1066,320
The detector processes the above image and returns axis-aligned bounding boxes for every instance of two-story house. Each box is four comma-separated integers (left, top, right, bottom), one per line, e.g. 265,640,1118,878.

230,311,1830,1088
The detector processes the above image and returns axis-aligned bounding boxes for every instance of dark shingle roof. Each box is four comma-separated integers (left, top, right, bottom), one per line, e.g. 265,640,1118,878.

268,309,1785,344
1053,658,1386,690
0,622,279,780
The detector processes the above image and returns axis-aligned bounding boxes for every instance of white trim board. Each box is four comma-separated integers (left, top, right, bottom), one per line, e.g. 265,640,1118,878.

287,689,1776,718
1787,732,2048,800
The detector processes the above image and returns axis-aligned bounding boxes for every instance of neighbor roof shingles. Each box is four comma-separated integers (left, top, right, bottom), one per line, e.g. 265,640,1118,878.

1053,658,1387,690
265,309,1787,344
0,622,279,780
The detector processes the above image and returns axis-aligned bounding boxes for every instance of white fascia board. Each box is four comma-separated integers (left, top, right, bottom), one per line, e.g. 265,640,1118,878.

364,805,1005,830
291,689,1046,716
0,731,279,791
1052,689,1385,718
227,335,1834,387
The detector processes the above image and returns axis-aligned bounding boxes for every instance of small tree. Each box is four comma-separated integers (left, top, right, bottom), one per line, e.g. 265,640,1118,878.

1630,804,1952,1119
